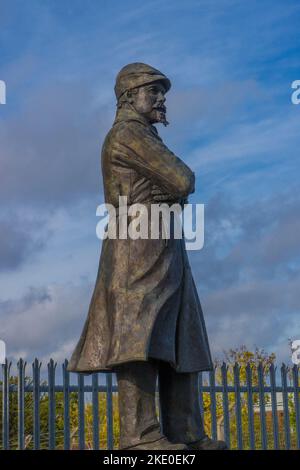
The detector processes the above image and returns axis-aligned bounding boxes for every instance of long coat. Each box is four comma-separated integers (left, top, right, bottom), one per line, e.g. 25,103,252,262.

67,106,213,374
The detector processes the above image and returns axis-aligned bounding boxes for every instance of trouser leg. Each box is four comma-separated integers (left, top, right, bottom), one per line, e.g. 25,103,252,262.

158,361,206,444
115,361,161,449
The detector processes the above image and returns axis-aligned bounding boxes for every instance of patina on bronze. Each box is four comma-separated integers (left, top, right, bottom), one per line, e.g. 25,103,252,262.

68,63,226,450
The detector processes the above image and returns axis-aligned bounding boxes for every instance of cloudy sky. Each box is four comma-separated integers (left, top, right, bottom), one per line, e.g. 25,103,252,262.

1,0,300,370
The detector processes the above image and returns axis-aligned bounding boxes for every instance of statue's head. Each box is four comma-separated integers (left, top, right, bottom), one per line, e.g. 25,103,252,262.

115,63,171,126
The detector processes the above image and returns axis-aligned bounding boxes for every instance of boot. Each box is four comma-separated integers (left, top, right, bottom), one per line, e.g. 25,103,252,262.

187,435,227,450
125,436,187,450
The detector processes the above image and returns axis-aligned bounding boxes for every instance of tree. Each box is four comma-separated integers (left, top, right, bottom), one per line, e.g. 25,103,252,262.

202,346,276,449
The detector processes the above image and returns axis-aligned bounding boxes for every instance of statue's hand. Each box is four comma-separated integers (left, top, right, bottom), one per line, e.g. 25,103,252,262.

151,185,188,207
151,185,180,203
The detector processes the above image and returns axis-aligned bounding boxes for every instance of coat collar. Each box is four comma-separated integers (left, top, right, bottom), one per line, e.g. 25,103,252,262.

113,105,158,134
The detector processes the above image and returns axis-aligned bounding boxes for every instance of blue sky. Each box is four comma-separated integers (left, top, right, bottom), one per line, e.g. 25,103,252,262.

0,0,300,367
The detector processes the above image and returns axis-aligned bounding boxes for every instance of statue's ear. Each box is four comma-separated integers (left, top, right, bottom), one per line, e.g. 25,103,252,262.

126,90,134,104
117,91,131,108
124,88,137,104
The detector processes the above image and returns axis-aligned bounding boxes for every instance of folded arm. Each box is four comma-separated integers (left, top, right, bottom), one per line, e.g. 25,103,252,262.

111,122,195,199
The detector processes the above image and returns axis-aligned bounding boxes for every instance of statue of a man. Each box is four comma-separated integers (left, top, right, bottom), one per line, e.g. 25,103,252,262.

68,63,226,450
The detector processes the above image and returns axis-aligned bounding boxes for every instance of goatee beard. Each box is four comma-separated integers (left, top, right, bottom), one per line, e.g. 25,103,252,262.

156,110,169,126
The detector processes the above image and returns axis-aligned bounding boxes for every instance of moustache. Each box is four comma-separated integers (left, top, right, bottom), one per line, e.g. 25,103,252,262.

151,104,168,126
153,104,167,113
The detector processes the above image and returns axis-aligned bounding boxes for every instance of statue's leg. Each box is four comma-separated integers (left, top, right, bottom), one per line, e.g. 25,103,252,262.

157,360,206,444
115,361,161,449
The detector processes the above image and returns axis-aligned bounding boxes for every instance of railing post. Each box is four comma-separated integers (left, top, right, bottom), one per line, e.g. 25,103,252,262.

233,362,243,449
106,373,113,450
92,373,99,450
269,364,279,449
221,362,230,448
209,367,217,440
78,373,85,449
17,358,26,450
2,359,11,450
257,362,267,449
62,360,70,450
292,365,300,449
246,363,255,450
281,363,291,449
47,358,57,449
32,358,41,450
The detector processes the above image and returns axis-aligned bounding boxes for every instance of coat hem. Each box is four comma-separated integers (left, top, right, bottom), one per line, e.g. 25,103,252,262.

67,354,213,374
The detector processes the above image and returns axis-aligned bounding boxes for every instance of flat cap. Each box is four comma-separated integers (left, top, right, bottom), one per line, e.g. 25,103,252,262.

115,62,171,100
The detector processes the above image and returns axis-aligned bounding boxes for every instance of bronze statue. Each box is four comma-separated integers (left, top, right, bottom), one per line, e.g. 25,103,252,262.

68,63,226,450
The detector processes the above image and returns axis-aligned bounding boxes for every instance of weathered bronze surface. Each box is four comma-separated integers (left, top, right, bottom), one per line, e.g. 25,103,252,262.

68,63,213,374
67,63,220,449
115,360,205,450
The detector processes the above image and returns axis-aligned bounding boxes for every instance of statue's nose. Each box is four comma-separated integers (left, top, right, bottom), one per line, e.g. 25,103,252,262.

158,92,166,103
